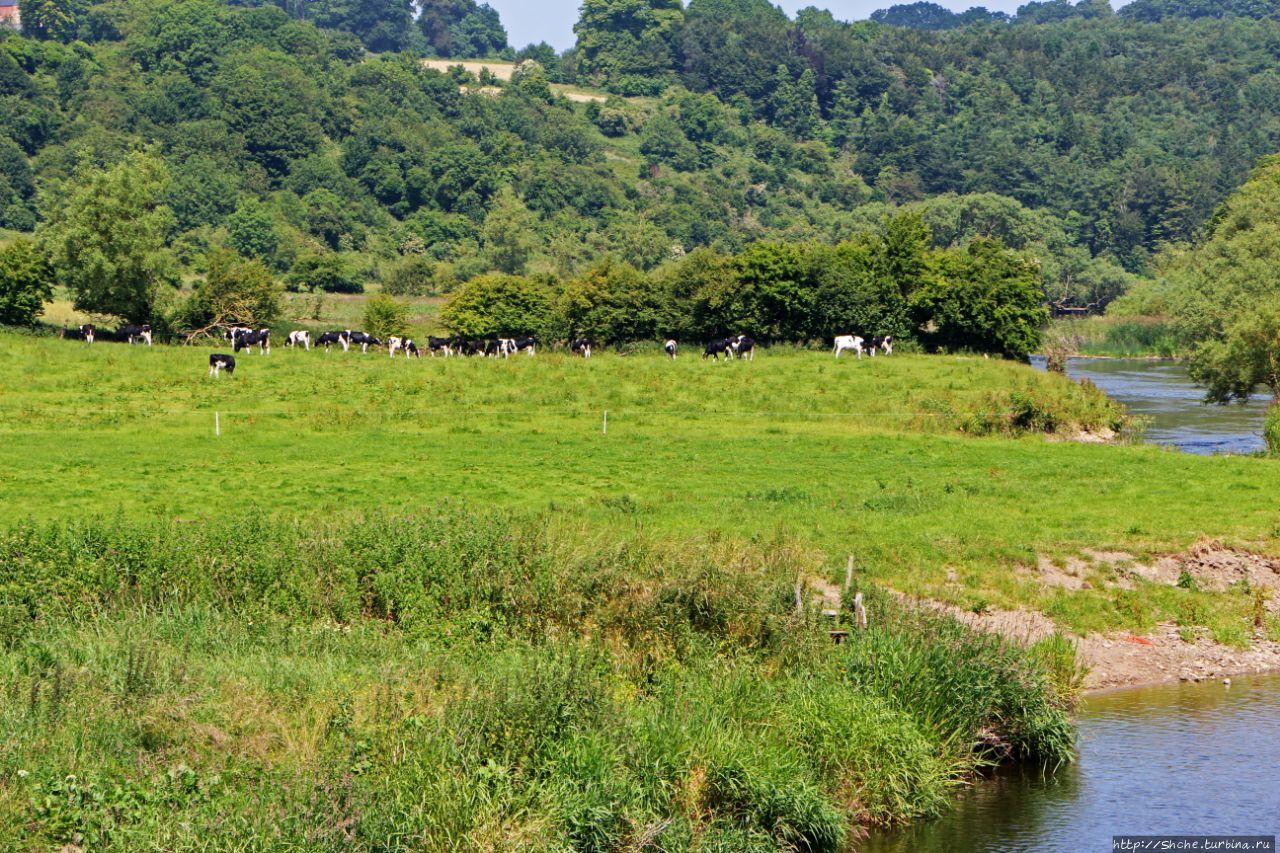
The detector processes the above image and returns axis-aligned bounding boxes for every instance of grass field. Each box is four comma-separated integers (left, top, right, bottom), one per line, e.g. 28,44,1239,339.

3,331,1278,847
1,332,1276,640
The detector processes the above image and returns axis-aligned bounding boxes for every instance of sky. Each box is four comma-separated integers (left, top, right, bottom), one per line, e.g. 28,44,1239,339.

485,0,1036,52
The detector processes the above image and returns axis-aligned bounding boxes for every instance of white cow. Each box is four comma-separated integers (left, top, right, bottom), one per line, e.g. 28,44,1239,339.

285,330,311,351
664,339,677,359
833,335,865,358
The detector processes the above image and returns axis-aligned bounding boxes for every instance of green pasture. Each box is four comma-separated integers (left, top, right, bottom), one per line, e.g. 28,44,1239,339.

2,332,1277,640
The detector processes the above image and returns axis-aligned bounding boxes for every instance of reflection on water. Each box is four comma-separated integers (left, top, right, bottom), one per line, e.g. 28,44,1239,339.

862,674,1280,852
1030,357,1270,455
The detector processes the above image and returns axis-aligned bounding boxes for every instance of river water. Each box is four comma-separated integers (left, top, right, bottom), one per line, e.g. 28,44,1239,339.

1029,356,1270,455
863,673,1280,852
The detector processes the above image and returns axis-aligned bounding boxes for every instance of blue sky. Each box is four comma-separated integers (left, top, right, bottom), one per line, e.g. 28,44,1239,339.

486,0,1039,51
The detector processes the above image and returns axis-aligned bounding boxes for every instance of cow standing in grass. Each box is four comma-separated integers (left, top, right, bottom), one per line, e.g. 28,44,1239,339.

285,331,311,351
208,353,236,377
62,324,95,344
731,335,755,362
703,339,732,361
664,340,677,359
833,335,864,358
121,324,153,346
571,339,594,359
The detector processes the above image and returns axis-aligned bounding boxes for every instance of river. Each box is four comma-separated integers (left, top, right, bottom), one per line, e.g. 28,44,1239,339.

1029,356,1271,455
862,673,1280,852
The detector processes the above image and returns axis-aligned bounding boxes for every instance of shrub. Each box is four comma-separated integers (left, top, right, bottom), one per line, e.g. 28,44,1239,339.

0,238,52,326
362,294,411,340
285,253,363,294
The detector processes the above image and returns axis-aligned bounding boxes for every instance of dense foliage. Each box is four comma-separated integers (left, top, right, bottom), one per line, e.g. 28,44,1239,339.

5,0,1280,336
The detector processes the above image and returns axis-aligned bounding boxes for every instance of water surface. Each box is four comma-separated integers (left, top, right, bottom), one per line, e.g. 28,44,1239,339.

862,673,1280,852
1031,357,1269,455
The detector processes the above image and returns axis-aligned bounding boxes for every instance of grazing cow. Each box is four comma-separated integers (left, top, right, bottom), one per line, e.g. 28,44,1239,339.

121,324,153,346
731,335,755,362
833,335,865,358
664,339,677,359
403,339,420,358
387,337,420,358
513,336,537,356
61,324,96,344
317,331,350,352
284,330,311,351
868,335,893,356
703,339,733,361
348,332,381,353
427,336,453,357
208,353,236,377
497,338,517,358
233,328,271,354
571,339,594,359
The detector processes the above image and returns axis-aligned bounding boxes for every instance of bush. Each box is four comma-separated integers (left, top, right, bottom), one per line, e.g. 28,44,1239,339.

440,273,554,338
1266,402,1280,456
285,253,364,294
362,293,411,340
0,238,52,326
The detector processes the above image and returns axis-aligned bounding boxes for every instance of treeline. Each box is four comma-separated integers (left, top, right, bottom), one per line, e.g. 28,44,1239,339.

440,215,1047,360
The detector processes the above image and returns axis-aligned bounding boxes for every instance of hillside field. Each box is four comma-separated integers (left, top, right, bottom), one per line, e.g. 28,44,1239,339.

2,332,1277,640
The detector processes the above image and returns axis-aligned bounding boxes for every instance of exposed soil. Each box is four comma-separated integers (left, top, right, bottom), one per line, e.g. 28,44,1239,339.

904,540,1280,691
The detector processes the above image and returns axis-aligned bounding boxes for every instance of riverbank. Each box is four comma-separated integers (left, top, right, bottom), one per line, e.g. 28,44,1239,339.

0,513,1076,848
1045,315,1182,359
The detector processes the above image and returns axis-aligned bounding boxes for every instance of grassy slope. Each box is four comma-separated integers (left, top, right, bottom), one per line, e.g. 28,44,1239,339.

1,333,1276,640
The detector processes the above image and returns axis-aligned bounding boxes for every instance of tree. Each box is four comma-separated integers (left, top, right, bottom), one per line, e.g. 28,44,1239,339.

17,0,86,41
37,154,179,323
440,273,554,337
310,0,415,53
1166,156,1280,430
363,293,412,339
481,187,538,275
0,238,53,326
225,197,282,266
574,0,684,95
175,247,282,332
912,238,1047,360
285,253,364,293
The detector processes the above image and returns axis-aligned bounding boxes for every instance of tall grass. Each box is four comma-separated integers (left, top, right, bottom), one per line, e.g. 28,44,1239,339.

0,511,1076,848
1045,316,1181,358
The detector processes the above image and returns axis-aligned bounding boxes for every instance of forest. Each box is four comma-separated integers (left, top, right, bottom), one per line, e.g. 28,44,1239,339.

3,0,1280,347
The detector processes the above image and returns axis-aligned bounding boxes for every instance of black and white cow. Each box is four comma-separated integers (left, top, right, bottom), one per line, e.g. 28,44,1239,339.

571,339,594,359
387,337,421,358
703,339,733,361
208,353,236,377
317,330,351,352
284,330,311,351
730,335,755,362
664,339,677,359
427,336,453,357
497,338,517,358
348,332,381,353
233,328,270,354
514,336,537,356
62,324,96,344
121,324,153,346
833,335,864,358
865,335,893,357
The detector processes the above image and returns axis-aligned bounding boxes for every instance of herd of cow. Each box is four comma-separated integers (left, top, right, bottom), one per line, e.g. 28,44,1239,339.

59,323,893,378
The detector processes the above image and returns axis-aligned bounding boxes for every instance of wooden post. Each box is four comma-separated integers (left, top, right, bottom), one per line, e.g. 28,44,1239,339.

794,582,803,615
603,410,608,435
215,411,220,437
853,592,868,631
844,555,854,592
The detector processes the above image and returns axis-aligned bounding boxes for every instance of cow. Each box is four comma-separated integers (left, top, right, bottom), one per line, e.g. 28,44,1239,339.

121,324,153,346
497,338,517,358
61,324,96,344
388,336,403,357
514,336,537,356
403,339,420,358
317,331,350,352
208,353,236,377
834,335,865,358
571,339,594,359
664,339,677,359
348,332,381,353
866,335,893,357
233,328,270,354
387,337,421,358
703,339,733,361
427,336,453,357
284,330,311,351
731,335,755,362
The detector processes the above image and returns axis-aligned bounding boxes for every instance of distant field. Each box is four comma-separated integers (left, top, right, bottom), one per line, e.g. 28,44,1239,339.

421,58,610,102
2,332,1277,640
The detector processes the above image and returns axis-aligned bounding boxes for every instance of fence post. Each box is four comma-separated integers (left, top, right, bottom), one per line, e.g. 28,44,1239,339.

603,410,608,435
844,555,854,592
215,411,220,437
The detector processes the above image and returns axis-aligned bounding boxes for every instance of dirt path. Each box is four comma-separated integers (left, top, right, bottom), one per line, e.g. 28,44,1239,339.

897,541,1280,690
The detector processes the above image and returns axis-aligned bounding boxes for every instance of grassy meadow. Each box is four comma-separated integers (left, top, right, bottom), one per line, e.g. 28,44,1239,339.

2,330,1279,847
